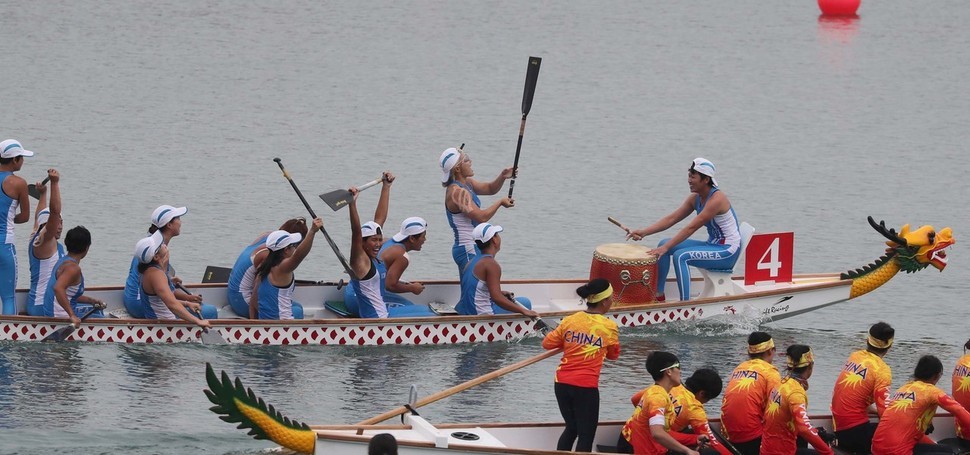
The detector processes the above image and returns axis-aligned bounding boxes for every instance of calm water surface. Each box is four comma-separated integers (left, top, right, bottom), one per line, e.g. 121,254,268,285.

2,1,969,453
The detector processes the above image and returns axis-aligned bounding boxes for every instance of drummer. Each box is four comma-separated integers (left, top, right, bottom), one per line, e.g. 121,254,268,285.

627,158,740,302
440,146,515,278
455,223,538,318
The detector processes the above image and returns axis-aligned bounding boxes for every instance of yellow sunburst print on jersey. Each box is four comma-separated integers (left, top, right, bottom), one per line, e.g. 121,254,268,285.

839,372,866,387
888,396,914,412
730,376,758,392
957,376,970,393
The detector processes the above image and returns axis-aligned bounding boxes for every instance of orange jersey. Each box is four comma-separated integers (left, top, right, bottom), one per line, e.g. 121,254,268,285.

761,378,834,455
668,385,732,455
621,385,673,455
871,380,970,455
953,354,970,439
720,358,780,443
542,311,620,388
831,350,892,430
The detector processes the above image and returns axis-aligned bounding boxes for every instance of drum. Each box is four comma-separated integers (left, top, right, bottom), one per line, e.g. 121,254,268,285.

589,243,659,304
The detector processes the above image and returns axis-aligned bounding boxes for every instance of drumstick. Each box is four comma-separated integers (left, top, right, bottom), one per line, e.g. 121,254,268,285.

608,216,630,233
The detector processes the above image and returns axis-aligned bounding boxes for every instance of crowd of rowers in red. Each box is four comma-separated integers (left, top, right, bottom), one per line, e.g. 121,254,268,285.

542,282,970,455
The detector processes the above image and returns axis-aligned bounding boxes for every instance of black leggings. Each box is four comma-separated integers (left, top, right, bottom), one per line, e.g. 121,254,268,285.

554,382,600,452
835,422,877,453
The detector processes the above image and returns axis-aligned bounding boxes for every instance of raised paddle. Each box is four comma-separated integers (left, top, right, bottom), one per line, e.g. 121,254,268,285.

274,158,358,281
27,176,50,200
608,216,631,235
507,56,542,199
42,303,104,342
319,177,383,211
357,347,563,425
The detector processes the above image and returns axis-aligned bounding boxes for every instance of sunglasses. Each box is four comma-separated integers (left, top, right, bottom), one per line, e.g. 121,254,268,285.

659,362,681,372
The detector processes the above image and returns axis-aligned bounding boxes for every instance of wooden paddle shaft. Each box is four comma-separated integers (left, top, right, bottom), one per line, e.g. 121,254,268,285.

357,347,563,425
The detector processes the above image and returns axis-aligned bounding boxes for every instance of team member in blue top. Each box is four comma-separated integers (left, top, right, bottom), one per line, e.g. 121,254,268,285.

27,169,65,316
227,217,308,318
628,158,741,302
440,146,515,277
376,216,428,307
251,220,321,320
0,139,34,314
43,226,104,324
456,223,538,317
346,187,435,318
134,234,210,328
123,205,208,318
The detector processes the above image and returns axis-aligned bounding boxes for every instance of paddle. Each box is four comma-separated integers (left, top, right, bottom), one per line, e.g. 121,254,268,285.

357,347,563,425
709,425,743,455
507,56,542,199
42,304,103,342
175,283,226,345
27,176,50,200
319,177,383,211
608,216,631,235
532,316,555,334
273,158,358,281
202,265,232,284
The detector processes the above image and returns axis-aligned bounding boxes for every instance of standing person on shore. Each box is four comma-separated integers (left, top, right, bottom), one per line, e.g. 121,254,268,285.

43,226,104,324
760,345,834,455
226,217,308,318
0,139,34,314
618,351,700,455
379,216,428,306
251,220,321,320
440,146,515,277
26,169,65,316
542,278,620,452
455,223,537,318
134,234,210,328
871,355,970,455
951,339,970,449
830,322,895,453
720,331,781,455
626,158,740,302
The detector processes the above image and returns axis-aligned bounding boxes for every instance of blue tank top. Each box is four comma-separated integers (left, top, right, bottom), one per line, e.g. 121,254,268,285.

446,181,481,247
456,254,493,315
0,172,18,244
349,258,388,318
125,255,175,317
378,239,405,297
140,264,177,319
28,231,65,311
694,188,741,250
43,256,84,317
256,273,296,320
228,235,268,294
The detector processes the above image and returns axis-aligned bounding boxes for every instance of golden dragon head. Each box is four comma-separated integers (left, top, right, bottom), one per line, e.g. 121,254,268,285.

870,217,955,272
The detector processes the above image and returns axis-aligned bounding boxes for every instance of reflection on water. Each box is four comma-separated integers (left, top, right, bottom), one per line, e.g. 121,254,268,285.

0,343,90,428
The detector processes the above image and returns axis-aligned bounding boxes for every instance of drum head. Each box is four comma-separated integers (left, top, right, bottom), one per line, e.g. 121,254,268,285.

594,243,656,261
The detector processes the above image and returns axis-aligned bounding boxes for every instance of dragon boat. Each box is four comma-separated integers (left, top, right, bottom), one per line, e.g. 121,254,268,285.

202,363,969,454
0,217,954,345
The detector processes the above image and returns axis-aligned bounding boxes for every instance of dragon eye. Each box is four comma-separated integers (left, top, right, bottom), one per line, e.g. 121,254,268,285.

928,231,936,243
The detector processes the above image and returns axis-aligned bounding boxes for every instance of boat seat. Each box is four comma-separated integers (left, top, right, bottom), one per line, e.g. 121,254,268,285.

429,301,458,315
324,301,358,318
698,222,755,299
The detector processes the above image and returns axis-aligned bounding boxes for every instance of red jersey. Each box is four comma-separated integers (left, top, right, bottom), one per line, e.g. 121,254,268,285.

952,354,970,439
621,385,673,455
542,311,620,388
871,380,970,455
720,358,781,443
831,350,892,430
668,385,732,455
761,377,834,455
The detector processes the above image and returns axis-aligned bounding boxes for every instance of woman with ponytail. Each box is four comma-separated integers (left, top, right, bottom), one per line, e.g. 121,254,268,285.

760,345,834,455
541,278,620,452
250,218,321,319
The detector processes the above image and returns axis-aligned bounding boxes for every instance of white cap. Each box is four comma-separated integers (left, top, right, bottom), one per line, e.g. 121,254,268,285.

690,157,718,187
266,230,303,251
151,205,188,228
134,233,163,264
392,217,428,242
0,139,34,158
439,147,461,183
472,223,504,243
37,208,51,226
361,221,382,238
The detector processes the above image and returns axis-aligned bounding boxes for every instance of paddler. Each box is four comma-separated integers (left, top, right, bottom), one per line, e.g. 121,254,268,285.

667,368,731,455
720,331,781,455
378,216,428,305
617,351,700,455
454,223,537,317
542,278,621,452
251,220,321,320
134,233,210,328
830,322,895,453
226,217,308,318
760,345,834,455
26,169,64,316
43,226,104,325
953,339,970,449
0,139,34,314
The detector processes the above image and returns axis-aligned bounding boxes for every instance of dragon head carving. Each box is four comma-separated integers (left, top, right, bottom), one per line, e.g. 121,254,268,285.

869,216,955,272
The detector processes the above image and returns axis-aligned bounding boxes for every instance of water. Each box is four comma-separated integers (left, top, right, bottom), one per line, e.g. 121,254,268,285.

3,0,970,453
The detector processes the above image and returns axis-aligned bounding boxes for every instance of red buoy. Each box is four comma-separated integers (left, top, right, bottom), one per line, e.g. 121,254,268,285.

818,0,860,16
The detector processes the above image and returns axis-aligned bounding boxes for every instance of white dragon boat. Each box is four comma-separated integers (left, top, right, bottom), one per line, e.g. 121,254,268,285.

0,217,953,345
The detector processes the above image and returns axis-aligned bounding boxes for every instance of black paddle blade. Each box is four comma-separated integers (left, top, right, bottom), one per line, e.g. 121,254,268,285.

27,184,41,199
42,326,75,342
521,56,542,115
319,189,352,211
533,317,557,335
202,266,232,284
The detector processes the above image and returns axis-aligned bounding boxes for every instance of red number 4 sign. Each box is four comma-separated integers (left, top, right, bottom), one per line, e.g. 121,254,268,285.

744,232,794,285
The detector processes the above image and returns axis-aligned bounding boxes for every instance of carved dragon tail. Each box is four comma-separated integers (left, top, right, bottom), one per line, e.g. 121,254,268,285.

204,363,316,454
841,251,901,299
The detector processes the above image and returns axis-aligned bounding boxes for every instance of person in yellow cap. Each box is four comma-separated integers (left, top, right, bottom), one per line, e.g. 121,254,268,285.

720,331,780,455
542,278,620,452
760,345,834,455
830,322,895,453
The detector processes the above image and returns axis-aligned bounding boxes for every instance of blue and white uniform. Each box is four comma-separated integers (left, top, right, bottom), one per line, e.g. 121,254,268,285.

455,254,532,316
656,188,741,301
227,235,268,317
27,231,65,316
140,264,177,319
374,238,417,306
42,256,84,317
255,274,304,320
446,181,481,275
0,171,19,314
345,257,434,318
123,257,147,318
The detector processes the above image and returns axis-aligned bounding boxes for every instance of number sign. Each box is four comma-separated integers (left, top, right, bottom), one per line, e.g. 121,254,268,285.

744,232,794,285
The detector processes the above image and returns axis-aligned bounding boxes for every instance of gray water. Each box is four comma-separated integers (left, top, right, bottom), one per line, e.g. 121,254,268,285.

2,1,969,453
